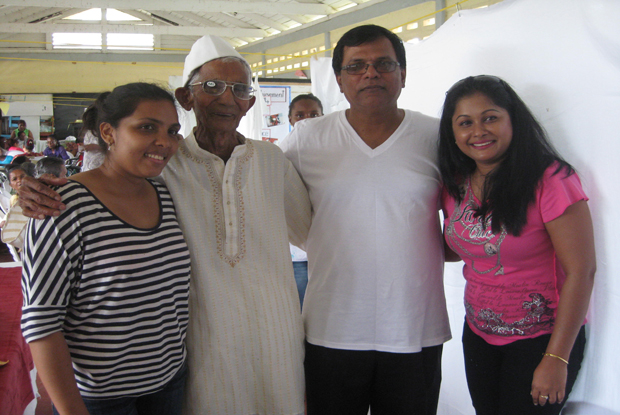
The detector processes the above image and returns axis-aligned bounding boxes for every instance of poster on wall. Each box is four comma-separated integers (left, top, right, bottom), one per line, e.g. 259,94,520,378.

260,85,291,143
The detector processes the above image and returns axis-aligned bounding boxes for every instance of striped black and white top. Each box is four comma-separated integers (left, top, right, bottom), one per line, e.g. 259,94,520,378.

21,179,191,398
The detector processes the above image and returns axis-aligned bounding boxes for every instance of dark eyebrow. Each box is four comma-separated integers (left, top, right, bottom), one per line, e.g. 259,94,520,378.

138,118,181,130
454,108,501,121
139,117,164,124
347,56,392,63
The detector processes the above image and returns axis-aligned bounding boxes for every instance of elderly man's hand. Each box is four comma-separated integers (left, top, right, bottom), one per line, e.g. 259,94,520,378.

19,175,67,219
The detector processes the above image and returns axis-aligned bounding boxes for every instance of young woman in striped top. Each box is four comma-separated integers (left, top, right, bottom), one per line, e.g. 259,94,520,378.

21,82,191,415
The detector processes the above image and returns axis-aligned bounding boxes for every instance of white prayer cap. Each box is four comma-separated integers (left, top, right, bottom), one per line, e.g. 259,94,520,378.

182,35,245,86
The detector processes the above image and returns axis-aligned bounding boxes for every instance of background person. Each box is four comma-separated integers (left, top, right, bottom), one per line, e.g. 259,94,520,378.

287,93,324,309
35,156,67,179
21,82,190,415
6,163,29,208
288,93,323,127
0,137,7,156
81,130,105,172
42,136,70,160
10,119,34,144
439,75,595,414
6,137,26,159
24,138,42,157
2,157,67,250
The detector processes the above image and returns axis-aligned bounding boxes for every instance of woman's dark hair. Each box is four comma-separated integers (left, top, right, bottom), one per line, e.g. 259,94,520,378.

439,75,574,236
11,155,29,165
6,164,23,175
332,24,406,74
6,163,29,177
288,94,323,117
81,82,176,151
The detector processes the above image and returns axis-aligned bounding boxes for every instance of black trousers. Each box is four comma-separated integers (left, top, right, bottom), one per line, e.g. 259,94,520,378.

304,340,443,415
462,322,586,415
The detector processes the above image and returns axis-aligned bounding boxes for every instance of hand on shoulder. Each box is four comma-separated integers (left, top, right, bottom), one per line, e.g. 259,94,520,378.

19,175,67,219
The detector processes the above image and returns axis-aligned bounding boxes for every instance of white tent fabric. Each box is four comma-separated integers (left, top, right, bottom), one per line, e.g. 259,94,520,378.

309,0,620,414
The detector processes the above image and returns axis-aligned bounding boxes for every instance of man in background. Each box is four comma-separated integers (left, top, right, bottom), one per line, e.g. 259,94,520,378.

287,93,324,309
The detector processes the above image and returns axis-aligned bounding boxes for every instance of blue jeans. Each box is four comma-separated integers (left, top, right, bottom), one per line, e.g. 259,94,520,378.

292,261,308,309
53,362,187,415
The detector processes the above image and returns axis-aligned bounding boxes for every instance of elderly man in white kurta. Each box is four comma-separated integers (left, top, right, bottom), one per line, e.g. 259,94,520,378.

168,36,310,414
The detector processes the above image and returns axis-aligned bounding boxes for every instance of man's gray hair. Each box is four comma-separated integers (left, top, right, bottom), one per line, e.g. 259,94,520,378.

36,157,65,178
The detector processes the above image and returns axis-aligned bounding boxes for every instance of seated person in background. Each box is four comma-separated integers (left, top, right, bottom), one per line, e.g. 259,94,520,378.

24,138,42,157
10,120,34,145
6,138,26,158
287,93,324,309
35,157,67,180
42,136,70,160
17,131,26,148
16,161,36,178
6,163,30,208
63,138,80,159
2,157,67,249
0,163,33,242
0,137,7,156
11,155,30,165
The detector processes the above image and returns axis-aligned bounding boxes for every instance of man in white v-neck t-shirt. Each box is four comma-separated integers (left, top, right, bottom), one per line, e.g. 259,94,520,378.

280,24,451,415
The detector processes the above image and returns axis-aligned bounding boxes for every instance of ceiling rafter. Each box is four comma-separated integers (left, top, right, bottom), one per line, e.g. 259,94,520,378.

115,9,155,24
242,13,290,33
175,10,257,31
239,0,425,53
7,1,335,16
0,0,444,69
0,7,68,24
192,11,260,31
0,22,266,37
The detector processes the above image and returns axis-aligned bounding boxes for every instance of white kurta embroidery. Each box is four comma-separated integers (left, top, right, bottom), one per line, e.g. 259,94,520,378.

161,131,310,415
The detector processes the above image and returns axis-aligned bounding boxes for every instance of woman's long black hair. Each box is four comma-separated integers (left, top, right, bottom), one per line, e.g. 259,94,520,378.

439,75,573,236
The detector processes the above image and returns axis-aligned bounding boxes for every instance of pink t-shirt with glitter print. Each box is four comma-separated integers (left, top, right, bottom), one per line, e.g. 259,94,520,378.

442,163,588,346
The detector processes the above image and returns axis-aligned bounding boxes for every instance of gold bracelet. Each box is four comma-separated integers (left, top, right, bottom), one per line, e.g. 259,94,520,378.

543,353,569,365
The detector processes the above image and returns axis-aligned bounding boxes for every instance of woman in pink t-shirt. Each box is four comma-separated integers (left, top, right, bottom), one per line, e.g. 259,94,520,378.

439,75,595,415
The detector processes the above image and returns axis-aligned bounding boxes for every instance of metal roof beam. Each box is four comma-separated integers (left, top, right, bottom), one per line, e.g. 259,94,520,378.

8,1,335,16
239,0,426,53
0,22,266,37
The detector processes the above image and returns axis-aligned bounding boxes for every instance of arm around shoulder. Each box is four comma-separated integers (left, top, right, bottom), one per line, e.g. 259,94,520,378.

283,158,311,249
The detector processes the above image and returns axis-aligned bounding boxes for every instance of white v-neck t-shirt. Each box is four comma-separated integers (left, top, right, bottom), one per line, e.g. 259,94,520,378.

281,110,451,353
